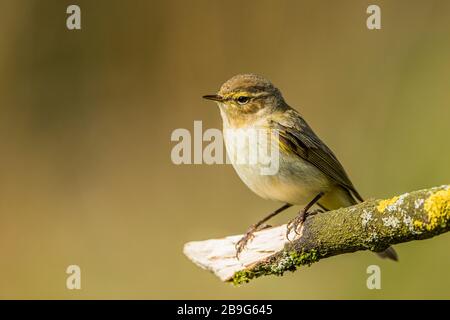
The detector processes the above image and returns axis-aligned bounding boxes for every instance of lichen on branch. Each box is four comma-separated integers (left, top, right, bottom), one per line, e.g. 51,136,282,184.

183,185,450,284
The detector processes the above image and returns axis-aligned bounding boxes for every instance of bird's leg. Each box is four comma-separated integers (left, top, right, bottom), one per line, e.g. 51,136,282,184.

235,203,292,259
286,192,325,240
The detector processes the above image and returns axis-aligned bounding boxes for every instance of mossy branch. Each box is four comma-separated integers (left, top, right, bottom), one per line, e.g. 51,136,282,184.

183,185,450,285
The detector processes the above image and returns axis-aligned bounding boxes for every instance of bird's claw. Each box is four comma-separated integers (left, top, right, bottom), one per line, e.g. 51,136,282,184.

235,223,272,259
285,209,323,241
286,209,307,241
235,227,255,259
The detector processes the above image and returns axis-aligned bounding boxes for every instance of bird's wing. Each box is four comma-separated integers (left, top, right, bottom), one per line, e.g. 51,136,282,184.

270,108,363,202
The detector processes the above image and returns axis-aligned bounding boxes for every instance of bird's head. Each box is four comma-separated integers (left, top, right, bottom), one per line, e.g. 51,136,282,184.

203,74,286,127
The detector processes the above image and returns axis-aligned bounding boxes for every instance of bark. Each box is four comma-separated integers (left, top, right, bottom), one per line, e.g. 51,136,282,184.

183,185,450,284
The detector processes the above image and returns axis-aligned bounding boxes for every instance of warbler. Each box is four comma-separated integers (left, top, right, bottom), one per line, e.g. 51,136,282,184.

203,74,397,261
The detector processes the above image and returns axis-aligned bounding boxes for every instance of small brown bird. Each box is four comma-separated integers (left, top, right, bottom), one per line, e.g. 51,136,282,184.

203,74,397,261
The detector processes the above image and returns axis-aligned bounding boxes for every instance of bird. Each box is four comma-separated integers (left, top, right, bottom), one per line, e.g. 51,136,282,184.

203,74,397,261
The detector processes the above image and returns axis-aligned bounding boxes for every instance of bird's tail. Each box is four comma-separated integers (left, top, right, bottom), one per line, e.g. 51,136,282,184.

376,246,398,261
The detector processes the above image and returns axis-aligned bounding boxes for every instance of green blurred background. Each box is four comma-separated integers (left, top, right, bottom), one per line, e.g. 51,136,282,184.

0,0,449,299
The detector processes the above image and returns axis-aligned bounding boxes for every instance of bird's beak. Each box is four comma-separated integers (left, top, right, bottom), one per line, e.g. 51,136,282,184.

202,94,224,102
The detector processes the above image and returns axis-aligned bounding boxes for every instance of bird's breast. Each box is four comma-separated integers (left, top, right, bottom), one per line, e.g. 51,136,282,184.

222,123,332,205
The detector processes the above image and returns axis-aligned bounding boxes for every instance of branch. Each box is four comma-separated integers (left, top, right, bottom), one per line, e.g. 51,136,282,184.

183,185,450,284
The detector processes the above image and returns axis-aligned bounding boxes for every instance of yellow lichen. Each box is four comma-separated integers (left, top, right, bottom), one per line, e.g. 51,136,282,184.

377,196,399,213
423,189,450,231
413,220,424,230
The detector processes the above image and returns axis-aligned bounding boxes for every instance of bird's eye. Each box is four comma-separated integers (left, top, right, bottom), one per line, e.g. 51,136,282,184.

236,96,250,105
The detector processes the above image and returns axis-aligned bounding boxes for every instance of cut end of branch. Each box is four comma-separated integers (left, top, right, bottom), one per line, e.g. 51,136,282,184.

183,225,302,282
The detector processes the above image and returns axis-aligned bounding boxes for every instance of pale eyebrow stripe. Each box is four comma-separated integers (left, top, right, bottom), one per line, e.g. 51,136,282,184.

232,92,270,98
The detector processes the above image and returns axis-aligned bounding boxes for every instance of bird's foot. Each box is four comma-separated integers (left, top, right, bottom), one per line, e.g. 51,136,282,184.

235,223,272,259
286,209,307,241
286,209,322,241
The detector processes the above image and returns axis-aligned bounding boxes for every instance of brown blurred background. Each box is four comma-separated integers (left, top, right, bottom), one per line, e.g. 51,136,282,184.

0,0,449,299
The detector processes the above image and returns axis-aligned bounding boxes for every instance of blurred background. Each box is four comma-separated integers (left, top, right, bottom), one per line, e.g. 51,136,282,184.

0,0,449,299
